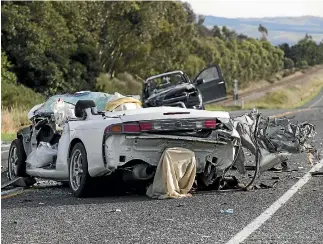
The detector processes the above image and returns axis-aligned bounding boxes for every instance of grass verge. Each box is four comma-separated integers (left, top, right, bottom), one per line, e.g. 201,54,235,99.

1,133,16,142
1,106,30,142
207,77,323,111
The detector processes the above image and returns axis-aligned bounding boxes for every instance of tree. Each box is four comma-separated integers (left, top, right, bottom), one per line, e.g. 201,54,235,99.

283,57,295,69
258,24,268,41
237,34,248,42
222,26,230,40
212,25,223,39
278,43,290,57
305,33,312,40
296,60,309,68
182,1,196,23
1,1,99,94
197,15,205,25
1,50,17,84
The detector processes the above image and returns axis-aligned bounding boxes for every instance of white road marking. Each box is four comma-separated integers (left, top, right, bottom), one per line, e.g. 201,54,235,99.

308,94,323,108
1,150,9,154
226,92,323,243
226,159,323,244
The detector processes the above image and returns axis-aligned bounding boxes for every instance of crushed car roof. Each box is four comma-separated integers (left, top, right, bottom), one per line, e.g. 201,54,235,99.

33,91,140,115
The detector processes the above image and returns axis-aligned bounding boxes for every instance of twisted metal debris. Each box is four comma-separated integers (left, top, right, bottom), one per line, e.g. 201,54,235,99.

231,109,319,187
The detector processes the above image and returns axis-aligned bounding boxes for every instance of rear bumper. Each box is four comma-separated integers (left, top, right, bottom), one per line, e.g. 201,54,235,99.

101,134,239,176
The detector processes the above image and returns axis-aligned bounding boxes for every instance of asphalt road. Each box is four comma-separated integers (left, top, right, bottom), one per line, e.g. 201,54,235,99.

1,90,323,244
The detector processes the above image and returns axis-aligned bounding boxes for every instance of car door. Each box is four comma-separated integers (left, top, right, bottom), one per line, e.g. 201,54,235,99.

193,64,227,104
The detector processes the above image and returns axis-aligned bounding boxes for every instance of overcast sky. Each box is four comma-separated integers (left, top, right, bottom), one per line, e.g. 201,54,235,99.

184,0,323,18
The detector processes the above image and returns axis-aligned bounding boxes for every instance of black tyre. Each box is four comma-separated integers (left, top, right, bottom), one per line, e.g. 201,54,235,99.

60,181,70,187
68,142,93,197
7,138,27,180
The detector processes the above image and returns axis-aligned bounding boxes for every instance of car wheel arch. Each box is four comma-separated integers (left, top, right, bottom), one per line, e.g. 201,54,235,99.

68,138,84,159
68,138,92,170
16,126,31,153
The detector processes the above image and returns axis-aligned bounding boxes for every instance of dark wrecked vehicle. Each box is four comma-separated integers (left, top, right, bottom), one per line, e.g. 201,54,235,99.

141,64,227,110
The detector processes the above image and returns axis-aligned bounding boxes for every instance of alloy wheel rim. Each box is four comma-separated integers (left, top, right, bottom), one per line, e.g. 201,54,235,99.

70,149,83,191
8,146,18,180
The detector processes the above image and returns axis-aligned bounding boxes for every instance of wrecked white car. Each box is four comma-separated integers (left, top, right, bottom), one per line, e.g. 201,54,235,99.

7,91,242,197
7,91,318,198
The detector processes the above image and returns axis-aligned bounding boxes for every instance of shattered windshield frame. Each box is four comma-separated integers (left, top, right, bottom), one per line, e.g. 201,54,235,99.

34,91,113,116
146,72,189,95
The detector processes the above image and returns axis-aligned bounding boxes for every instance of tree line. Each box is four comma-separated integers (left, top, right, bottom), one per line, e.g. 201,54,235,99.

279,34,323,69
2,1,323,101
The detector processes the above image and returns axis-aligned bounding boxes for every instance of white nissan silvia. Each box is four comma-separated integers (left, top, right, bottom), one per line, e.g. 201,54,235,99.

7,91,242,197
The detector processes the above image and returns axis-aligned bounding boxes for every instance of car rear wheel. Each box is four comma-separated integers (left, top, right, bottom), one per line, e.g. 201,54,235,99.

69,142,92,197
7,139,27,180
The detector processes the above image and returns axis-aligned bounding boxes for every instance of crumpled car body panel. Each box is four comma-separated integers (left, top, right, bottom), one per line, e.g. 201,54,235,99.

232,110,317,175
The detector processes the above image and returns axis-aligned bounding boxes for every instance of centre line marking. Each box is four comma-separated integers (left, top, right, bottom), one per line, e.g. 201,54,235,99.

226,158,323,244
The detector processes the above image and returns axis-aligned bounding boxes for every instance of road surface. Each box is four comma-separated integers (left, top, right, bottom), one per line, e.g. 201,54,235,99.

1,89,323,244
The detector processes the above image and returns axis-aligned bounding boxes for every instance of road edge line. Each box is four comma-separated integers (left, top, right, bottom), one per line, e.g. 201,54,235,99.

225,158,323,244
308,94,323,109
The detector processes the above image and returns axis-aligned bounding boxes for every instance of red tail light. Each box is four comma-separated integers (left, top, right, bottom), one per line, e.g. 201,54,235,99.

105,123,140,134
204,120,216,128
139,122,153,131
123,123,140,133
105,119,218,134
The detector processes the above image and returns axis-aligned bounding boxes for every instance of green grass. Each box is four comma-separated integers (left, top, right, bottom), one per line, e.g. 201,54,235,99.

1,81,43,142
1,133,16,142
294,85,323,107
206,105,242,111
1,106,30,142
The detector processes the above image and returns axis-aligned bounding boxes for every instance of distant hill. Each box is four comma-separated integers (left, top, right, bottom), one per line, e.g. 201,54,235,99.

203,16,323,45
